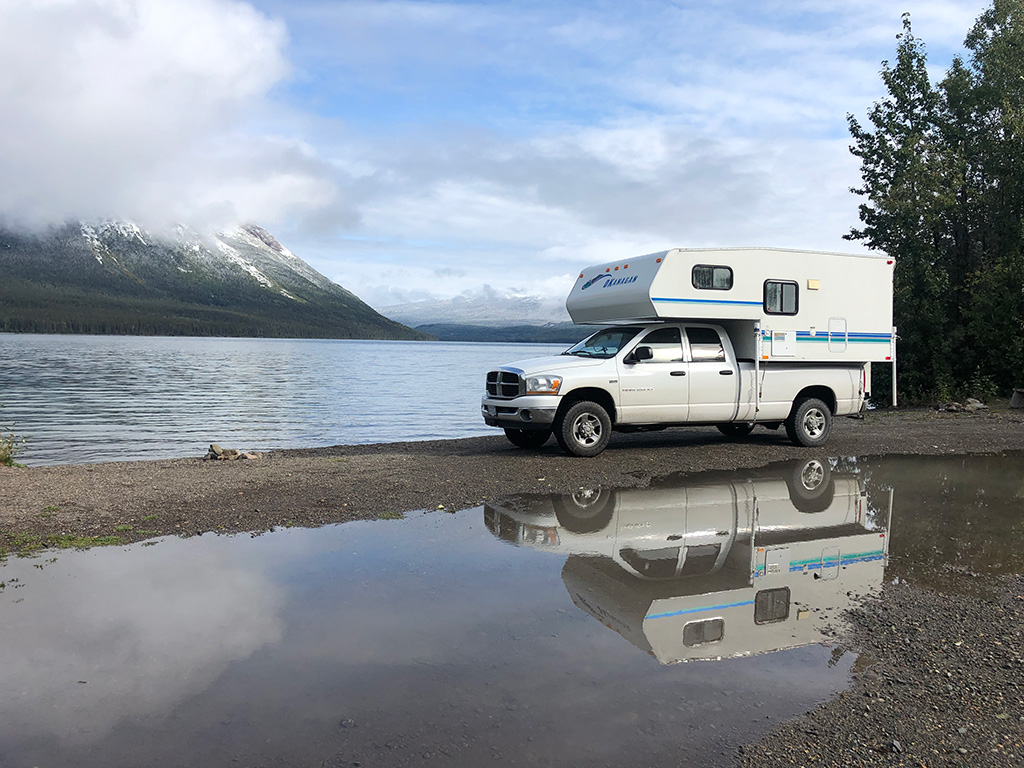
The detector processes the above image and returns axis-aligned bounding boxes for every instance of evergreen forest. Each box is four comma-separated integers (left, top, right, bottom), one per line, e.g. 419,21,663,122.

848,0,1024,402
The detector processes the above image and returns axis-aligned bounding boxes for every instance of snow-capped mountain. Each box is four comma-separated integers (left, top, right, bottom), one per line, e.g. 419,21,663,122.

379,291,571,328
0,220,429,340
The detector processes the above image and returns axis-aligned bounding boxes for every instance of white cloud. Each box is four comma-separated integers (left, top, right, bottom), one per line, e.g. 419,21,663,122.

0,0,344,230
0,0,993,306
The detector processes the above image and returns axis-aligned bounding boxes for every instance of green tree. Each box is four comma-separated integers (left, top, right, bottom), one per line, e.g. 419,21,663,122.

848,3,1024,401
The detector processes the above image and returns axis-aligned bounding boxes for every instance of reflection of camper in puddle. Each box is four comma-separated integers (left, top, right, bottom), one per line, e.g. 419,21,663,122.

484,458,889,664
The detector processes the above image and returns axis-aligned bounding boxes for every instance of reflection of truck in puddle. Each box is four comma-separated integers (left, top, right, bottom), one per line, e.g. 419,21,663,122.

484,458,889,663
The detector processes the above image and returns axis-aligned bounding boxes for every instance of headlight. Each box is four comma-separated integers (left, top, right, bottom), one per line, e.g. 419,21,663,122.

525,375,562,395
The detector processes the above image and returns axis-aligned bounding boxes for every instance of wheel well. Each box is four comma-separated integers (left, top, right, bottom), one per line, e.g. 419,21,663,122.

557,388,617,423
791,386,837,415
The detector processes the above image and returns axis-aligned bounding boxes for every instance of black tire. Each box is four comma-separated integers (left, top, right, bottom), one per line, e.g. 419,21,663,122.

553,488,613,533
786,458,835,513
555,400,612,457
503,428,551,449
717,423,755,438
785,397,833,447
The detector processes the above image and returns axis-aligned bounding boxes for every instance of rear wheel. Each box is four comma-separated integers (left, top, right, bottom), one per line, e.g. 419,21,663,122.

785,397,833,447
503,428,551,449
555,400,612,457
717,423,755,438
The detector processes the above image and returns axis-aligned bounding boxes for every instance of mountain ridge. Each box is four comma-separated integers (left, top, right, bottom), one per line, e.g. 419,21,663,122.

0,221,432,340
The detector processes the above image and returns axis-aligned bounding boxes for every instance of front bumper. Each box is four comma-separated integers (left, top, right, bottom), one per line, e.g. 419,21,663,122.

481,395,559,430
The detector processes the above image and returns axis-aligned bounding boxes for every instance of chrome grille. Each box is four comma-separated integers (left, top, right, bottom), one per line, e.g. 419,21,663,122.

486,370,521,398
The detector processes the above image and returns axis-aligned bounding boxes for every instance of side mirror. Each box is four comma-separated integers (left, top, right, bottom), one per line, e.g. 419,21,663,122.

631,345,654,363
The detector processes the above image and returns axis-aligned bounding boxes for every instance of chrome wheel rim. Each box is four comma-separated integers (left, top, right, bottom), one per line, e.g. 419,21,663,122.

799,459,825,490
802,408,827,439
572,413,602,446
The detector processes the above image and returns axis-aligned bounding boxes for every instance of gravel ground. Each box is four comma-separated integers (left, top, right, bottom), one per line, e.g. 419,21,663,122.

2,406,1024,767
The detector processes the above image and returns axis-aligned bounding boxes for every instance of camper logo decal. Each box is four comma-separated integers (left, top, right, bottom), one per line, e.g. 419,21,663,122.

581,273,638,290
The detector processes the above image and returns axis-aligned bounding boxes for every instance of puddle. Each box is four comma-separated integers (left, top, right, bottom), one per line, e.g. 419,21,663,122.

0,453,1020,767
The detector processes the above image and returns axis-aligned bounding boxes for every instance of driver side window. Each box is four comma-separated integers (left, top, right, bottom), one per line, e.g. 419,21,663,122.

636,327,683,362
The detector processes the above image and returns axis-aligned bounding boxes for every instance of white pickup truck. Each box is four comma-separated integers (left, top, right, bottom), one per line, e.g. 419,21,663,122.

482,321,866,456
481,247,893,456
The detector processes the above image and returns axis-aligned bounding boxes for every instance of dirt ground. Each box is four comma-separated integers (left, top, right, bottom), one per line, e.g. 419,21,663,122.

3,406,1024,767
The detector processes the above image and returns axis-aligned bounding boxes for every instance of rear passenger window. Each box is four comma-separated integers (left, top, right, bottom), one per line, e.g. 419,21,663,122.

637,327,683,362
764,280,799,315
692,264,733,290
685,327,725,362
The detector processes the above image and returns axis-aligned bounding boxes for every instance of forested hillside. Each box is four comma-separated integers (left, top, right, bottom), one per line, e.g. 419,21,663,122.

0,222,432,340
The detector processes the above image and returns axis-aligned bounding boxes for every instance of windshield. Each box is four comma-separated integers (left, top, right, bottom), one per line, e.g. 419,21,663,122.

564,326,644,359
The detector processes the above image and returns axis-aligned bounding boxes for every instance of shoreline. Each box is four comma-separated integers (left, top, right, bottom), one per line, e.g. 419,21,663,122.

2,406,1023,552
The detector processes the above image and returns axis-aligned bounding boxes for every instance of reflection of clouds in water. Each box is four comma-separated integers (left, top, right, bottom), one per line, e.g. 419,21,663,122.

0,536,285,746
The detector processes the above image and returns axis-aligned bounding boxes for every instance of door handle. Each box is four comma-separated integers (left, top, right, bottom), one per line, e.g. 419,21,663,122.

719,369,734,376
670,370,686,376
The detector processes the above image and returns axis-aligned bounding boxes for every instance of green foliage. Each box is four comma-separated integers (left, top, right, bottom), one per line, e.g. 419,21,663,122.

848,3,1024,402
0,405,27,467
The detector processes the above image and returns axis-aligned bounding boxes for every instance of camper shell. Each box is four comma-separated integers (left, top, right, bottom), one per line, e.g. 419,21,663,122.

566,247,894,363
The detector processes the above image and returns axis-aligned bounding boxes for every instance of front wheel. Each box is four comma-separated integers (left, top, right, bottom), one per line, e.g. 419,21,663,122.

555,400,612,457
785,397,833,447
503,428,551,449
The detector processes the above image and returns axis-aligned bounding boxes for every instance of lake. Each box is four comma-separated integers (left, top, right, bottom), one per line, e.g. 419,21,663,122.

0,334,571,466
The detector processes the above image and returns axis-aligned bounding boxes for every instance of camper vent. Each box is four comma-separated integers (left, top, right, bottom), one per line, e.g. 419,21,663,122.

486,371,522,398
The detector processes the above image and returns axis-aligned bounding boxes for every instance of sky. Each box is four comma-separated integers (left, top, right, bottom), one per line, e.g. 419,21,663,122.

0,0,992,308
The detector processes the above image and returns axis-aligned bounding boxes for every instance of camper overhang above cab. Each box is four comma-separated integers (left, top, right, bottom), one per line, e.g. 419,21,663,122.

565,247,895,364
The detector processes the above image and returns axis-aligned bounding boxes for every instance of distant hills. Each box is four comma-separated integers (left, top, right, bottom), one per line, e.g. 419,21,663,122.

0,221,431,340
378,288,594,343
413,322,597,344
380,291,571,328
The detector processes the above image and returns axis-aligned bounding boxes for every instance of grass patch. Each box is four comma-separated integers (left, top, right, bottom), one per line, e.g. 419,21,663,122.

377,511,405,520
0,405,27,467
113,524,134,532
0,531,125,557
141,514,158,521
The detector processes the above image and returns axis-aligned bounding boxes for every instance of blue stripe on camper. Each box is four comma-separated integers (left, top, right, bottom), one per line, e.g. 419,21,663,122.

753,550,886,577
760,331,893,343
652,297,763,307
645,599,755,621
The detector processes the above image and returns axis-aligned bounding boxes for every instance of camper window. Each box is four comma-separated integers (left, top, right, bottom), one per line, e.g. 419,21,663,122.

764,280,799,315
683,618,725,647
754,587,791,624
692,264,733,290
636,327,684,362
684,327,726,362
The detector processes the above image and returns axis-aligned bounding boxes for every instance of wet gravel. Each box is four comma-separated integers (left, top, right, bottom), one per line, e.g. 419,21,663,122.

2,407,1023,551
739,575,1024,767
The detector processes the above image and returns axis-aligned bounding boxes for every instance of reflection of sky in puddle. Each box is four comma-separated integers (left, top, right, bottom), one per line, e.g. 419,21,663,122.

3,453,1019,767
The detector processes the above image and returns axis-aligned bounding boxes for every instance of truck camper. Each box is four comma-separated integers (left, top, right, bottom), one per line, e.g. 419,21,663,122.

482,247,895,456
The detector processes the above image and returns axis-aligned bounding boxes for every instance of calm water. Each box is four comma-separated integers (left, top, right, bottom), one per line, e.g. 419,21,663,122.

0,334,570,465
3,454,1020,767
